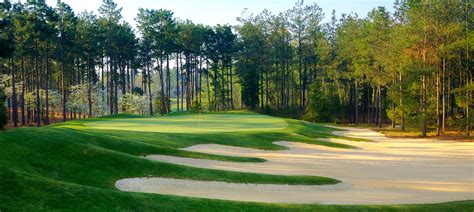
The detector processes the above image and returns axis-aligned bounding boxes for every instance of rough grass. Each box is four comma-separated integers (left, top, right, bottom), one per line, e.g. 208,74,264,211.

375,128,473,142
333,123,473,142
1,167,472,211
0,125,338,189
1,111,472,211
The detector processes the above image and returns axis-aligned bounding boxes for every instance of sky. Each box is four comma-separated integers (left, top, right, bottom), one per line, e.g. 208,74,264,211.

39,0,394,28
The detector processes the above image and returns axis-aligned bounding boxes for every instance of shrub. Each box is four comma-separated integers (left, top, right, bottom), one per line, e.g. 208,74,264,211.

154,94,170,115
132,87,144,96
190,98,202,112
304,83,343,123
119,94,148,115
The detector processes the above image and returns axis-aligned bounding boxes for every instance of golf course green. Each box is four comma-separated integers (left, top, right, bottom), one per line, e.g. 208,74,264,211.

0,111,472,211
85,112,288,133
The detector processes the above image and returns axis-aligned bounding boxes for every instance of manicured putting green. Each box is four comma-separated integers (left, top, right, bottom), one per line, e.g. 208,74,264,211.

85,113,288,133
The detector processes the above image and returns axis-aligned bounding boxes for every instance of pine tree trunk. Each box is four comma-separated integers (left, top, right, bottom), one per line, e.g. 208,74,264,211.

302,61,306,107
45,47,49,125
181,57,185,111
121,64,126,112
176,53,180,112
260,69,264,110
88,58,93,118
147,56,153,116
467,75,471,136
355,81,359,126
101,56,105,116
206,61,211,111
199,57,203,107
166,55,171,113
421,10,428,138
230,59,234,109
21,58,25,126
265,68,269,108
61,8,67,122
397,71,403,131
298,36,303,110
464,1,470,136
186,62,190,111
222,62,227,110
109,57,114,114
35,39,40,127
378,84,382,128
159,55,165,114
421,74,427,137
114,63,119,114
127,61,131,93
11,56,17,127
436,67,441,135
27,59,31,125
372,86,376,125
442,57,446,132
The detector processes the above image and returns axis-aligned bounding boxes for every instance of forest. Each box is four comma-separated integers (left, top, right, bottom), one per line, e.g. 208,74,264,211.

0,0,472,137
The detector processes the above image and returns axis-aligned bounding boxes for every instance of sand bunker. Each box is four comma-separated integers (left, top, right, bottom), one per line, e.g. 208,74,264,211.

116,127,474,204
116,178,353,204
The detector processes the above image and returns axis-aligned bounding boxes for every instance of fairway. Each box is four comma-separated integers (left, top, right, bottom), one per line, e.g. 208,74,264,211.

85,113,288,133
0,112,473,211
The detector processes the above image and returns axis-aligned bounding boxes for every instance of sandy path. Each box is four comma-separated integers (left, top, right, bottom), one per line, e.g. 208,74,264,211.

116,127,474,204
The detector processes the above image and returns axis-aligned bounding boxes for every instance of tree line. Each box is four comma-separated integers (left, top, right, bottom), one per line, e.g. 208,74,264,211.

0,0,472,136
235,0,472,136
0,0,239,129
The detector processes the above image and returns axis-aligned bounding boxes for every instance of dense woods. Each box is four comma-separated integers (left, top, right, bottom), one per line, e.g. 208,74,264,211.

0,0,472,136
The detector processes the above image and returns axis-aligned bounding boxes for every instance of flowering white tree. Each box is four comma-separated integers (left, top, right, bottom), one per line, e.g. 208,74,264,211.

23,90,61,112
67,84,105,117
119,94,149,115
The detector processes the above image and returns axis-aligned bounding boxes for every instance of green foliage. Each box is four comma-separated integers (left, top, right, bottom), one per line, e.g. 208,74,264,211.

154,94,169,115
304,83,343,123
119,94,148,115
235,22,264,110
386,106,403,126
24,89,61,111
0,0,13,58
66,84,104,116
1,0,471,138
132,87,144,96
0,88,7,129
189,98,202,112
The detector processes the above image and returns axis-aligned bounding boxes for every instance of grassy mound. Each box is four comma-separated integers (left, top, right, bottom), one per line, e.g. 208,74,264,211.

0,111,471,210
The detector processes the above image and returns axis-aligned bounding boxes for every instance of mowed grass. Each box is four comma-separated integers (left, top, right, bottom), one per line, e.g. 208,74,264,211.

0,111,472,211
84,112,288,133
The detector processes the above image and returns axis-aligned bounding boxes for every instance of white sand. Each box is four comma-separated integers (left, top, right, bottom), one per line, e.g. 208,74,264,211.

116,127,474,204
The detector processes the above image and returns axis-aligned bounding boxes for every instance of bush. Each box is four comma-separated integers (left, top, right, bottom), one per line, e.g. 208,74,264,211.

154,94,170,115
132,87,144,96
189,98,202,112
387,106,405,126
304,83,343,123
260,105,301,119
119,94,148,115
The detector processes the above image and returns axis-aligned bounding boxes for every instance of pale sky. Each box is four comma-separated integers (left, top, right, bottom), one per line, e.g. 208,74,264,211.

38,0,394,27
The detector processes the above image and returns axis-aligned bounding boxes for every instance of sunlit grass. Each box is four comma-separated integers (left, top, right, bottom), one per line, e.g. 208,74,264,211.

84,112,288,133
1,111,471,210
